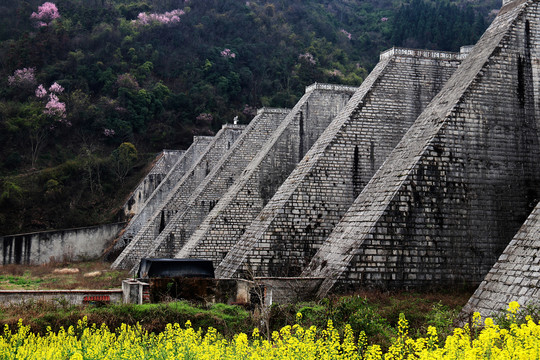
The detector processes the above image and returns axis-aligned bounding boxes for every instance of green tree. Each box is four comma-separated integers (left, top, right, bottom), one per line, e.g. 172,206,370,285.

109,142,138,184
2,102,50,169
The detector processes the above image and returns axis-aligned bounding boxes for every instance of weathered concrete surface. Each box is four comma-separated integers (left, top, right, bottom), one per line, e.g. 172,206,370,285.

147,278,253,305
113,124,245,270
306,0,540,296
113,136,214,254
461,203,540,320
217,48,463,278
133,108,290,273
121,150,184,219
257,278,325,305
0,289,122,305
170,84,357,269
1,223,125,265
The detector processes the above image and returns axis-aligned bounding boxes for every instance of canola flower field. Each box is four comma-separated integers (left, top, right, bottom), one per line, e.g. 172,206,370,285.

0,302,539,359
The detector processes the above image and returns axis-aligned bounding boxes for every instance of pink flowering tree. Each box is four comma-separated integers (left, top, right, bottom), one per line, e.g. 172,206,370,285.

133,9,185,26
35,84,47,98
298,53,316,65
5,77,69,168
8,68,37,89
340,29,352,40
242,104,257,117
30,2,60,27
196,112,213,124
49,82,64,94
220,48,236,59
36,81,68,122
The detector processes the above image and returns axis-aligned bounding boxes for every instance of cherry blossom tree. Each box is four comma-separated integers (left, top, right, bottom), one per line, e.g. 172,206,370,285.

35,84,47,98
7,68,37,89
49,82,64,94
30,2,60,27
5,75,69,168
340,29,352,40
44,94,67,119
220,48,236,58
133,9,185,26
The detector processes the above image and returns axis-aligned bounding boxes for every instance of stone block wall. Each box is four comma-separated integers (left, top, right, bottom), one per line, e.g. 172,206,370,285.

217,49,462,278
112,125,245,270
121,150,184,219
306,0,540,295
461,205,540,319
113,136,214,254
172,84,357,269
135,108,290,272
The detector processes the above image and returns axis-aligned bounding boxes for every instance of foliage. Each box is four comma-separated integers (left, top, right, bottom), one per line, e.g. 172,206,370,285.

391,0,488,51
0,0,495,234
30,2,61,28
109,142,137,183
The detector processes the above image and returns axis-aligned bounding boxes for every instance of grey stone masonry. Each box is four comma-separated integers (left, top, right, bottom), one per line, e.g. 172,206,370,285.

134,108,289,271
217,48,462,278
112,124,245,270
461,203,540,320
121,150,184,220
306,0,540,296
170,84,357,270
112,138,212,253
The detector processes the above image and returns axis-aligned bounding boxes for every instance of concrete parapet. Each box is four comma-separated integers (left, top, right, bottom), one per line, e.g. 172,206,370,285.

305,83,359,94
379,47,465,61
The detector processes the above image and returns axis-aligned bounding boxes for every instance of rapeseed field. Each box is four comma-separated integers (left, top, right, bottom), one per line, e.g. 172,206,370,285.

0,302,538,359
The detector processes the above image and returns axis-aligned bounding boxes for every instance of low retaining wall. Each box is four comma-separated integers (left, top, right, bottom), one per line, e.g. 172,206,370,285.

1,223,125,265
256,277,324,305
122,277,323,306
122,278,253,305
0,289,122,305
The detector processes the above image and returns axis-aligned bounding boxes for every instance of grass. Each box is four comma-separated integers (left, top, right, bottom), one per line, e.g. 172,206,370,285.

0,261,129,290
0,300,256,338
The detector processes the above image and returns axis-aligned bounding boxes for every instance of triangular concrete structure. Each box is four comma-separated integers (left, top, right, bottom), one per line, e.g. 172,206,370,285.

111,136,213,255
305,0,540,296
461,202,540,319
217,48,464,278
112,124,245,270
160,84,357,270
121,149,185,220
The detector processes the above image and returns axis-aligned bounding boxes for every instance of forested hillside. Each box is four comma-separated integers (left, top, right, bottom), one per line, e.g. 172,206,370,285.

0,0,500,235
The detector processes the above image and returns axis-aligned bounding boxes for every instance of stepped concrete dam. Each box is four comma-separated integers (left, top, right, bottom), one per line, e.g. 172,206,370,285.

70,0,540,317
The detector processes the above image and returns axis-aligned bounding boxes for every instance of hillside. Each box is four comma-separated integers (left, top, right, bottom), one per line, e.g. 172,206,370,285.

0,0,500,235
